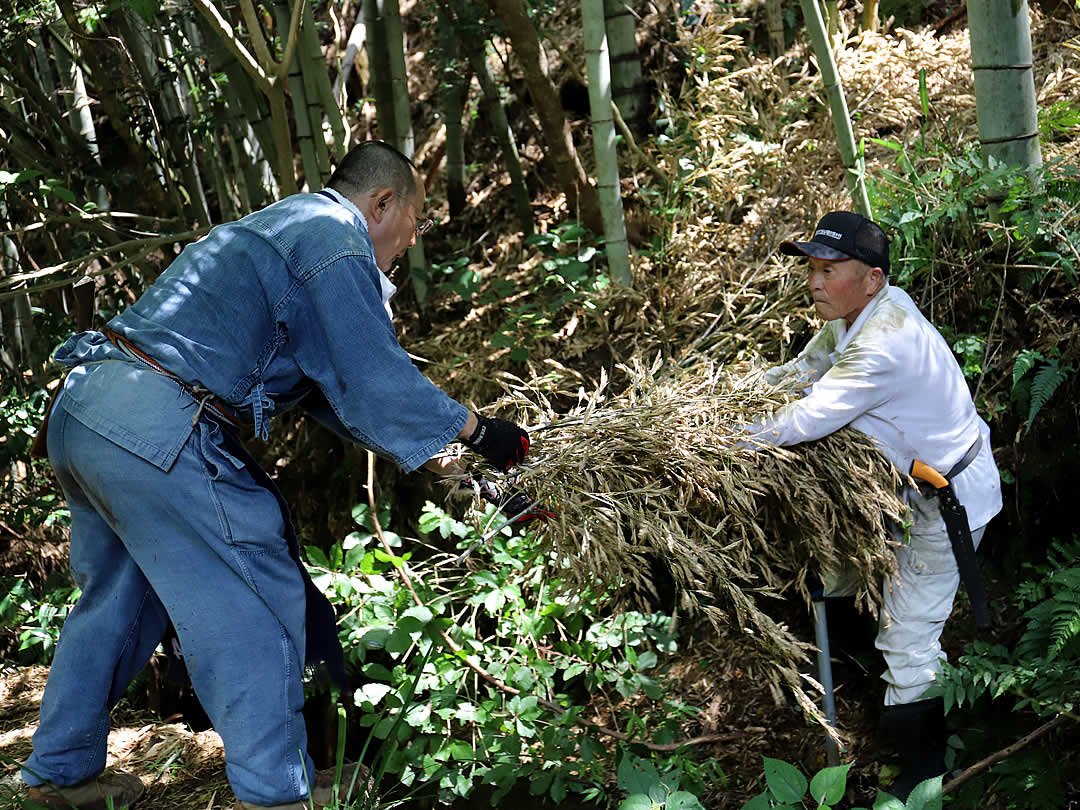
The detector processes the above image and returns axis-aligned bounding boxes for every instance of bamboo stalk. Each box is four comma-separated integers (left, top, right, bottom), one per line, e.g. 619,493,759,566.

437,4,468,216
302,0,348,162
271,0,324,188
967,0,1042,170
583,0,631,286
445,0,533,235
362,0,399,146
799,0,872,217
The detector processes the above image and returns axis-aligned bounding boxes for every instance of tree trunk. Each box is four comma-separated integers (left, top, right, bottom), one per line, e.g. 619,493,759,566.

362,0,400,146
115,7,212,225
189,11,277,207
56,0,175,215
602,0,649,133
487,0,603,234
583,0,631,286
334,16,367,113
437,5,469,216
302,0,348,162
190,0,304,196
270,0,328,188
381,0,415,157
799,0,871,217
444,0,533,234
766,0,786,58
968,0,1042,169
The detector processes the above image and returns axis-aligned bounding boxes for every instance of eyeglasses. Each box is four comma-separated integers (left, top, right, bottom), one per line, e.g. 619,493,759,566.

415,217,435,237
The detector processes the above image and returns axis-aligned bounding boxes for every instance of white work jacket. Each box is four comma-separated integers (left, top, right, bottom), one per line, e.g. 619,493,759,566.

754,284,1002,531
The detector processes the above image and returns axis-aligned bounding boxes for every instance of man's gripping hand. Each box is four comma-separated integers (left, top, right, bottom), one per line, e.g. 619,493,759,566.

463,413,529,470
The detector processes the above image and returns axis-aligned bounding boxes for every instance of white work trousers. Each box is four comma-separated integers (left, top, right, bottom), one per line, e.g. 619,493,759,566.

875,523,987,706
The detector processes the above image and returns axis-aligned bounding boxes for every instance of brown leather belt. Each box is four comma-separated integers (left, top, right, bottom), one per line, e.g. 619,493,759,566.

105,330,246,429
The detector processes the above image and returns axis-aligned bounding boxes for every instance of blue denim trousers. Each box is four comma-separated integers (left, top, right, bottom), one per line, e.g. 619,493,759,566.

23,390,317,805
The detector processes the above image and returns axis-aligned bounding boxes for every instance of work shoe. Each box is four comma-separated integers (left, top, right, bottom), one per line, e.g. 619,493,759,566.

26,770,145,809
879,696,947,801
236,762,373,809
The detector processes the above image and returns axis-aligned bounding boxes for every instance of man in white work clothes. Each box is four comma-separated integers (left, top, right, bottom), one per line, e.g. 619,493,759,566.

749,211,1002,798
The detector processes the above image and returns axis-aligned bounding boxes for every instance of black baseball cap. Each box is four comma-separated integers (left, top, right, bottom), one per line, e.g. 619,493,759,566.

779,211,890,274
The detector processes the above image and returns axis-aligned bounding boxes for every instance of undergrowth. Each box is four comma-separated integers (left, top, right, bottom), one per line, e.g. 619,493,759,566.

304,498,723,807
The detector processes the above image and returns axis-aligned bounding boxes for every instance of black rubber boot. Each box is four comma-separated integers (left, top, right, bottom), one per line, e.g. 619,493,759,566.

879,696,946,801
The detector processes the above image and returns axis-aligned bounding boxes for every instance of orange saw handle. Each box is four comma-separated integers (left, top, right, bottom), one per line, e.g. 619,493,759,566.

910,459,949,489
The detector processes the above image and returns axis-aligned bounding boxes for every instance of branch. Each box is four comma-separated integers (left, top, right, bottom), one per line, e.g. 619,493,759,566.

363,451,733,752
0,211,183,240
191,0,274,95
275,0,307,82
0,228,211,302
943,714,1068,795
238,0,275,72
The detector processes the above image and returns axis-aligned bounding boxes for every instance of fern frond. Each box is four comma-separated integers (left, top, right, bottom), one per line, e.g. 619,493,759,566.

1047,594,1080,661
1013,349,1045,388
1027,358,1073,429
1018,567,1080,661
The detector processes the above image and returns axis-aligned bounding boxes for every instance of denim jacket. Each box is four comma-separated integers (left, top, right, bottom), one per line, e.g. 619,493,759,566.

54,189,467,472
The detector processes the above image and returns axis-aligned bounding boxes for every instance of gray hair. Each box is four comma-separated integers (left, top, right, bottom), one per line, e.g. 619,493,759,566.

328,140,418,202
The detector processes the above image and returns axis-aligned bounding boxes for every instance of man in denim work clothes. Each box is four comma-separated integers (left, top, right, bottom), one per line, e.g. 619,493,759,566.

23,141,529,810
748,212,1002,799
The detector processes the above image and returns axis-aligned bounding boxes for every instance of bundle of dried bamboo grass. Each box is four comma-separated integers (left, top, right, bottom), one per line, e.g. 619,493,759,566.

482,356,907,716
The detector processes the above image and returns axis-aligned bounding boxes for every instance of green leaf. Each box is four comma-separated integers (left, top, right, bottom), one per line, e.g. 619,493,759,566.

530,770,554,796
550,775,567,803
449,740,474,761
362,662,393,681
1012,349,1045,387
667,791,706,810
903,775,943,810
404,702,432,727
304,545,330,568
809,763,850,805
1028,359,1071,429
618,795,657,810
617,754,661,796
739,793,773,810
763,757,808,804
40,180,76,203
385,626,413,655
401,605,433,625
125,0,160,22
872,790,906,810
355,682,392,706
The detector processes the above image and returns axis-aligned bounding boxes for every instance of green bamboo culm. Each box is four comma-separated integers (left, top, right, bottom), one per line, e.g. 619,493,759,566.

798,0,872,218
967,0,1042,171
583,0,632,286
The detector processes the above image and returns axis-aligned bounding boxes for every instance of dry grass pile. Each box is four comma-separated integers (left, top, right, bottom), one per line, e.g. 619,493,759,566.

488,356,906,714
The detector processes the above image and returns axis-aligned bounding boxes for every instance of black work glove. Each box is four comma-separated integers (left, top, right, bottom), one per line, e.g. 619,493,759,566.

462,413,529,470
462,475,554,525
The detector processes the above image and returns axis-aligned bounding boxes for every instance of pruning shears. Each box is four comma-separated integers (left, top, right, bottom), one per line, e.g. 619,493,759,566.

456,473,555,562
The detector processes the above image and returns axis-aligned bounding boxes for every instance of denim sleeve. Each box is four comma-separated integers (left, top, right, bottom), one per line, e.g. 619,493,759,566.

290,257,468,472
